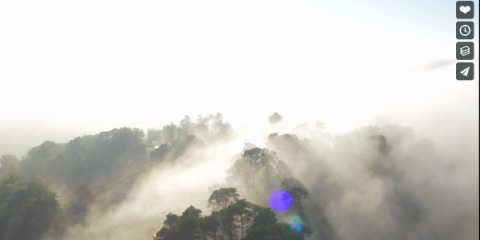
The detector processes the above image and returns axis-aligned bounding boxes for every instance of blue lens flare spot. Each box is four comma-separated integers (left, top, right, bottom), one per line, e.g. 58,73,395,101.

268,189,292,211
288,216,303,232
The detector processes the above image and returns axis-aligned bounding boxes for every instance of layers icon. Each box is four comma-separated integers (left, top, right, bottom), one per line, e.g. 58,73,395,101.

456,42,474,60
460,45,471,56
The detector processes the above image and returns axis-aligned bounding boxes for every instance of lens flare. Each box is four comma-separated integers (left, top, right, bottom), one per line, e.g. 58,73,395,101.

268,189,292,211
288,216,303,232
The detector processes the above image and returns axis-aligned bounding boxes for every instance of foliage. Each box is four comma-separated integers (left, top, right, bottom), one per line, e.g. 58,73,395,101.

0,154,19,180
63,183,95,225
207,187,239,211
199,212,220,240
0,175,61,240
154,188,313,240
0,114,237,239
150,144,170,161
243,222,312,240
154,206,203,240
146,113,232,148
369,134,391,154
227,148,290,199
281,178,309,224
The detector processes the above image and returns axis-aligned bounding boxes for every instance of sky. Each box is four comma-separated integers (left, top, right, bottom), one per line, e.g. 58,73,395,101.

0,0,479,157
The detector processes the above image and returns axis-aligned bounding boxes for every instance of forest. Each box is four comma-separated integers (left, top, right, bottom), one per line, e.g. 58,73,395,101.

0,113,478,240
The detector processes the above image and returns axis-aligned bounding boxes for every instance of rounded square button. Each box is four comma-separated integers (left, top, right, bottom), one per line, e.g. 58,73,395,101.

457,42,474,60
457,22,474,39
456,62,474,81
457,1,474,19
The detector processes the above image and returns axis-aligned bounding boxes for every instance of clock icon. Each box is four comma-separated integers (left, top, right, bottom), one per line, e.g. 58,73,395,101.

460,25,471,36
457,22,474,39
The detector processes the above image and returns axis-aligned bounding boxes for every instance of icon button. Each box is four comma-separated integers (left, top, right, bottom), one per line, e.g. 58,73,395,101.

457,22,474,39
457,42,474,60
456,62,474,80
457,1,474,19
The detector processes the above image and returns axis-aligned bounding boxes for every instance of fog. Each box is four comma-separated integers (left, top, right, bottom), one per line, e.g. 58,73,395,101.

0,1,478,239
59,141,240,240
20,66,474,240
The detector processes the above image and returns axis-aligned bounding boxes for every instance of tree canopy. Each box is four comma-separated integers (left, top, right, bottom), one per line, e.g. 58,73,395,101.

154,188,313,240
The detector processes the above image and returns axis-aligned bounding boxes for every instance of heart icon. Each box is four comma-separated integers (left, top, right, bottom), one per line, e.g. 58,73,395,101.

460,6,471,14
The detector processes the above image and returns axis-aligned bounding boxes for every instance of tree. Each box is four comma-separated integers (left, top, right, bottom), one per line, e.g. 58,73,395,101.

207,188,239,211
154,206,203,240
211,113,232,135
0,176,61,240
150,144,170,161
164,213,179,229
0,155,19,180
168,135,204,159
153,188,314,240
146,128,158,147
161,124,180,145
19,141,62,180
63,137,93,186
179,115,194,137
287,187,308,203
214,199,268,240
44,152,70,184
281,178,309,224
154,213,179,240
369,134,391,154
63,183,95,225
199,212,220,240
227,148,289,198
219,205,237,240
266,133,310,164
110,127,146,158
243,222,312,240
250,207,277,228
243,206,313,240
281,178,308,202
229,199,257,239
191,113,232,141
177,206,202,240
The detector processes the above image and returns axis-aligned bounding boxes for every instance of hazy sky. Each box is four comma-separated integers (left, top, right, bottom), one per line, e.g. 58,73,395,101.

1,0,478,157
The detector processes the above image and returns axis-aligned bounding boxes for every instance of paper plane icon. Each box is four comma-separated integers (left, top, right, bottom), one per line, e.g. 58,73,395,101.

460,66,470,76
457,63,474,80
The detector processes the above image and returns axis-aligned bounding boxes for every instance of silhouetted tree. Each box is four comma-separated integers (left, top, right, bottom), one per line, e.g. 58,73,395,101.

199,212,220,240
154,206,203,240
207,188,239,211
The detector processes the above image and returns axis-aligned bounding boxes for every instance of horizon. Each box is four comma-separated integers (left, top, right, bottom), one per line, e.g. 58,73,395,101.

1,0,478,157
